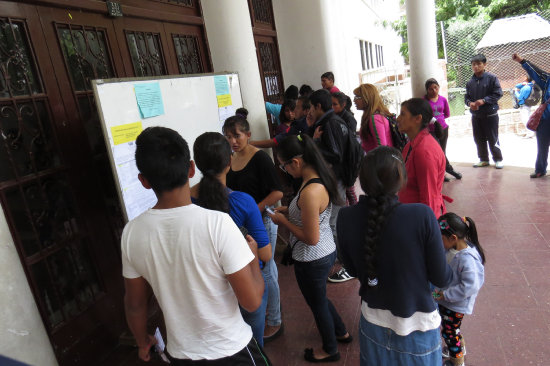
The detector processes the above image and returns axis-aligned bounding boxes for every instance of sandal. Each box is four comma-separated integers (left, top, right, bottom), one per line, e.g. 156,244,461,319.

304,348,341,363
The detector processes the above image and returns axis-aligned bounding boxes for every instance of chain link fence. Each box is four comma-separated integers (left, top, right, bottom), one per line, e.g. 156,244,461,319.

442,10,550,118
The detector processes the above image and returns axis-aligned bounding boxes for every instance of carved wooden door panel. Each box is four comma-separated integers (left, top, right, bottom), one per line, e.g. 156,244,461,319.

1,3,126,365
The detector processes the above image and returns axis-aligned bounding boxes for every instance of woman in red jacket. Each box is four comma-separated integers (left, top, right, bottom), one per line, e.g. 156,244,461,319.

397,98,447,217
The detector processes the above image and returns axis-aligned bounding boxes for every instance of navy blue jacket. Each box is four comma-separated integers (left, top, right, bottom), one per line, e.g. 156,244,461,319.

337,196,452,318
465,71,503,116
522,60,550,121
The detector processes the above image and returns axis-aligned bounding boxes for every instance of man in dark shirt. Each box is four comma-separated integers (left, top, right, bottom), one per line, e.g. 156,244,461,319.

465,54,504,169
308,89,355,283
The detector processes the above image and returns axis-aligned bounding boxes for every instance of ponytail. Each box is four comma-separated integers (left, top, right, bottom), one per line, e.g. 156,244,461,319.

193,132,231,214
277,134,342,205
439,213,486,265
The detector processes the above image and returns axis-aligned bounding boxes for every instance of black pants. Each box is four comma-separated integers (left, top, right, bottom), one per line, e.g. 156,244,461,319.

431,127,455,173
167,338,271,365
472,113,503,162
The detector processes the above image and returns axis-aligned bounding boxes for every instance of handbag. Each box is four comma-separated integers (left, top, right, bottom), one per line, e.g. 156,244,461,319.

280,240,297,266
527,96,550,131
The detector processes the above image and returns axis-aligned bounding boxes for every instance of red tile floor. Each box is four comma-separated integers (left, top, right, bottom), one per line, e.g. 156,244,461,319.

111,162,549,365
264,163,550,366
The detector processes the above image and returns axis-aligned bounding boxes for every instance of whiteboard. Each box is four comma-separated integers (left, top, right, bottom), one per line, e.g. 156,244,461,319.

92,73,243,222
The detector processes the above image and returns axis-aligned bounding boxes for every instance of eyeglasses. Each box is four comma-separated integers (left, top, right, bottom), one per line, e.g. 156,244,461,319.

353,96,362,101
279,155,302,172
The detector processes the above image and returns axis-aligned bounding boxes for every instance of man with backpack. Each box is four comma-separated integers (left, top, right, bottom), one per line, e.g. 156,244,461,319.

307,89,362,283
514,76,540,138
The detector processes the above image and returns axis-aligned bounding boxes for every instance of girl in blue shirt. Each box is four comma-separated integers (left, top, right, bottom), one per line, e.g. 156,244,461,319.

190,132,272,347
435,213,486,366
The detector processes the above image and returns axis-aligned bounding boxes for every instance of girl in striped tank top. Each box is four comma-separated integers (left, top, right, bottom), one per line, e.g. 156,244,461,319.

268,134,351,363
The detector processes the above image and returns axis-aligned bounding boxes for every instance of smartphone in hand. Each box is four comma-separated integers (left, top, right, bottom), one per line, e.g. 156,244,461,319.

265,207,275,215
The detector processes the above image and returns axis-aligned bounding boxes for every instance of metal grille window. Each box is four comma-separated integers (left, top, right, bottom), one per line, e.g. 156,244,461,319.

173,34,203,74
56,25,114,92
251,0,274,25
258,41,283,102
125,31,167,77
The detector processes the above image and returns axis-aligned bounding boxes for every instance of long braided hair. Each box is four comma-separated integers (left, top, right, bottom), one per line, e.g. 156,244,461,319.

359,146,407,287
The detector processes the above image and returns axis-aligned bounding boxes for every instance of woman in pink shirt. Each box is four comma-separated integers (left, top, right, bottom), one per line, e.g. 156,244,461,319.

353,83,393,153
397,98,447,217
424,78,462,181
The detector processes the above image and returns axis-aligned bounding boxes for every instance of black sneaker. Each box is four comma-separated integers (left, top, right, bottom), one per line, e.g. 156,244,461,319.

328,268,355,283
530,172,547,178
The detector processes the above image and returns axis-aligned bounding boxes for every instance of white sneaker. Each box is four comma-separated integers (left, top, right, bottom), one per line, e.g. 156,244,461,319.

473,161,489,168
495,161,504,169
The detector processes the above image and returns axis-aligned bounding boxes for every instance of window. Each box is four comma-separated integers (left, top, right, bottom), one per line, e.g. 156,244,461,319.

359,39,384,71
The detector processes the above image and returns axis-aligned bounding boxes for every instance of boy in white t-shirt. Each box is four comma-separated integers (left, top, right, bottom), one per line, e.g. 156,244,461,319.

122,127,270,365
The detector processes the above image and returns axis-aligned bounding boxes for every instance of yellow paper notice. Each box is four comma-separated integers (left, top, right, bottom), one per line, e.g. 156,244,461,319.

217,94,232,108
111,122,143,145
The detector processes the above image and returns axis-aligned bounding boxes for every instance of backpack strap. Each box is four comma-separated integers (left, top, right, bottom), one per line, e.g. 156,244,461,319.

371,115,381,146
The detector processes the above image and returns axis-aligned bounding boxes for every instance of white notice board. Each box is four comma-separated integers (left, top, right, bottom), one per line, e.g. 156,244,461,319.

92,73,243,222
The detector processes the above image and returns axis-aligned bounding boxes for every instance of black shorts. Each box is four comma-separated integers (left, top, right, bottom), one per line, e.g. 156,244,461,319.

167,338,271,365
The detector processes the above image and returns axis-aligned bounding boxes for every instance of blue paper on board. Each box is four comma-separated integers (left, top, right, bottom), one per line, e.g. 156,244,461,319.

214,75,230,96
134,82,165,119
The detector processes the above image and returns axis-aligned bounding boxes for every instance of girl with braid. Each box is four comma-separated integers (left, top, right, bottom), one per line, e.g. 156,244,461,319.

336,146,453,366
435,213,485,366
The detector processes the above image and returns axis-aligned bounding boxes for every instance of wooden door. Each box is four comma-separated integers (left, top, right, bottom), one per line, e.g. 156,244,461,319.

0,1,211,364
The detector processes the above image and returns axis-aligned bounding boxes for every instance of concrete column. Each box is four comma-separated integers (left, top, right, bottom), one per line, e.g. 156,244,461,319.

406,0,439,97
201,0,270,140
0,209,58,365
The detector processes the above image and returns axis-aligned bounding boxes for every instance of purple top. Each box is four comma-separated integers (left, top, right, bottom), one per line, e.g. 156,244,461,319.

425,95,450,131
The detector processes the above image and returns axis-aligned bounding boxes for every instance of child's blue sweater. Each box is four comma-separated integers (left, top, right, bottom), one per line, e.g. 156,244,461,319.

437,244,484,315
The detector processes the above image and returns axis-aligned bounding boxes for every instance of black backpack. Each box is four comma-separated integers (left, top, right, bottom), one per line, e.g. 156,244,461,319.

338,120,363,187
525,84,542,107
386,114,408,151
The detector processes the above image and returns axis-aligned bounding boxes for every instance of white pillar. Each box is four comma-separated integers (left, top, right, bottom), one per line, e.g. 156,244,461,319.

406,0,439,98
0,209,58,365
201,0,270,140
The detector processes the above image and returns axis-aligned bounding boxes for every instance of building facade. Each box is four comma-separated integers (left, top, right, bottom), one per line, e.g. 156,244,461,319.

0,1,403,364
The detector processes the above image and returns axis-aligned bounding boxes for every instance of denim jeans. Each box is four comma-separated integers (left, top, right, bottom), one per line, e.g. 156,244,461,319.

294,251,347,355
535,118,550,174
240,273,268,347
262,215,281,326
359,315,441,366
329,181,346,262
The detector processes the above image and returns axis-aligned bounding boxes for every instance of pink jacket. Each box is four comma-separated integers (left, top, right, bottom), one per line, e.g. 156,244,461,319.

360,114,394,153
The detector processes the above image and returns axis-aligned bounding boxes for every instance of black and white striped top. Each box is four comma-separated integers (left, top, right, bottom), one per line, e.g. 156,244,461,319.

289,178,336,262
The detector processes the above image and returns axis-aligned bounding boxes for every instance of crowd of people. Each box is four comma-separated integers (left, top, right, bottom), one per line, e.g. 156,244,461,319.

116,55,550,365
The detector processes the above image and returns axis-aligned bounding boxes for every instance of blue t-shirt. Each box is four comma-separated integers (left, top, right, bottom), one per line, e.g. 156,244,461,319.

266,102,282,125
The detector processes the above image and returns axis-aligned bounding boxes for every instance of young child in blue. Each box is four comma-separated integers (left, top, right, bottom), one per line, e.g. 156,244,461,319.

434,213,486,366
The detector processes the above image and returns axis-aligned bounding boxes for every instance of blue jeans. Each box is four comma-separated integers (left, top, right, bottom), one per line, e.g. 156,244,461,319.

294,251,347,355
240,273,268,347
535,118,550,174
359,315,440,366
262,215,281,326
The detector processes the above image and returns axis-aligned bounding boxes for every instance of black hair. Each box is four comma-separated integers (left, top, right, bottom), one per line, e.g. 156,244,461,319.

135,126,191,194
309,89,332,112
424,78,439,91
359,146,407,288
401,98,433,130
331,92,353,113
192,132,231,213
223,115,250,135
471,54,487,64
284,85,299,100
438,213,486,265
277,134,341,205
321,71,335,81
279,98,296,124
299,84,313,97
527,76,533,82
297,95,311,110
235,107,248,118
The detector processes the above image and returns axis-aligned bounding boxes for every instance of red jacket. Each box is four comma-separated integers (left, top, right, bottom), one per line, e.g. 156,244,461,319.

398,129,446,216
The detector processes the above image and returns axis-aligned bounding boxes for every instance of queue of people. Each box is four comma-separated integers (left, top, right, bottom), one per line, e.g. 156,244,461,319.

120,66,529,366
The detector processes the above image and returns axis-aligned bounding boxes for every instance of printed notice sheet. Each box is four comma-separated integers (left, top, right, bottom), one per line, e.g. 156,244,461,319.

134,82,165,119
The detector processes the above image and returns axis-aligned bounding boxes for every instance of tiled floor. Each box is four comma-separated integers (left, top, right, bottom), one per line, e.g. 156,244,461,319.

264,163,550,366
110,161,549,366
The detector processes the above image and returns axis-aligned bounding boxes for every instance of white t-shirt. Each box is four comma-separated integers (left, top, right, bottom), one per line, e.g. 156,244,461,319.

121,204,254,360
